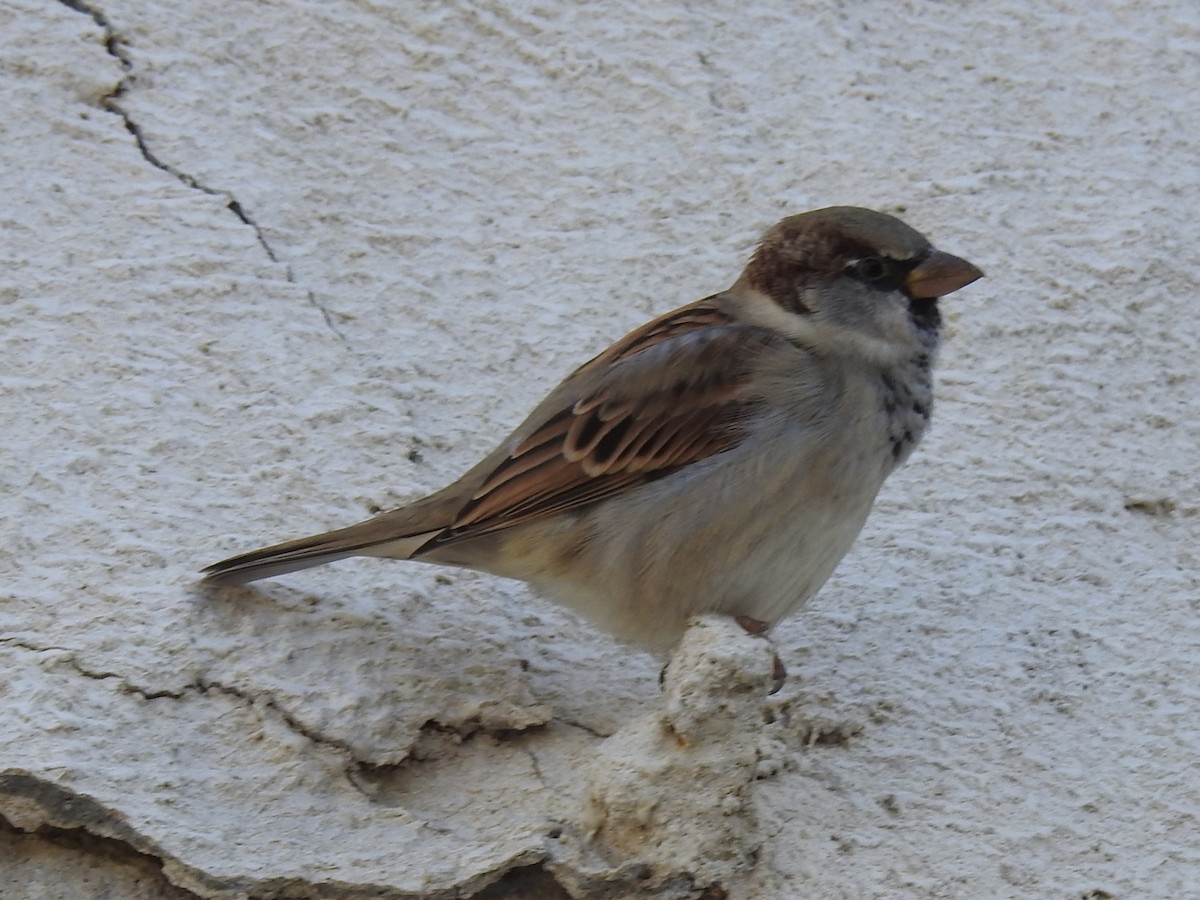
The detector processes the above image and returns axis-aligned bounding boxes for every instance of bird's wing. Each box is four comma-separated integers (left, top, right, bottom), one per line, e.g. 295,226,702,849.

421,296,786,547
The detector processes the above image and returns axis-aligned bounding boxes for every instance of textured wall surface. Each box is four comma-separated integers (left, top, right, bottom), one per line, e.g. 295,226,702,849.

2,0,1198,897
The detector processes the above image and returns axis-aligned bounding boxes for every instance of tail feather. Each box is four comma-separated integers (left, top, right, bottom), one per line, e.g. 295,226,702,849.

201,520,439,586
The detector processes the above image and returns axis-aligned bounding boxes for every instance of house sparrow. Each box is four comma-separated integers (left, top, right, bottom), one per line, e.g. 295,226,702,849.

203,207,982,654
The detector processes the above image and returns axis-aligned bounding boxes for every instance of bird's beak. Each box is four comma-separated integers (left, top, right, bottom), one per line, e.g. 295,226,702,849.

906,250,984,299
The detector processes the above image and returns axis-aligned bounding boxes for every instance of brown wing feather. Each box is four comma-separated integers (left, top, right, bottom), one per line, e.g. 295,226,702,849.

581,296,735,367
420,297,781,547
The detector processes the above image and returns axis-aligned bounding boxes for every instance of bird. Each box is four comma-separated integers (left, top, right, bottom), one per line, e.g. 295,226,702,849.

202,206,982,656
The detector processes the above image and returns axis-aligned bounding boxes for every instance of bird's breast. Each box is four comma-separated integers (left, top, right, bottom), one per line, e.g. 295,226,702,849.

879,363,934,468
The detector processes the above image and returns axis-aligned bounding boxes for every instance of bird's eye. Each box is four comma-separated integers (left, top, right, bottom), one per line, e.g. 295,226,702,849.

849,257,890,282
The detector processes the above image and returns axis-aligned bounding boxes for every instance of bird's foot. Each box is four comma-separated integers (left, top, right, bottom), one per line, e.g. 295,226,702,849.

734,615,786,694
734,614,771,635
768,653,787,695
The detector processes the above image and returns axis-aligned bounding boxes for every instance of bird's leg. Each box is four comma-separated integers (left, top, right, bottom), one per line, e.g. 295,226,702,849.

735,615,786,694
734,614,770,635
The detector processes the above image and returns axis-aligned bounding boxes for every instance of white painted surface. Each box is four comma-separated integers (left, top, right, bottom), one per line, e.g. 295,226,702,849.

2,0,1198,896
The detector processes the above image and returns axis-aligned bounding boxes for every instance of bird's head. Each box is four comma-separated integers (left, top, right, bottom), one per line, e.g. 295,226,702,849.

737,206,983,366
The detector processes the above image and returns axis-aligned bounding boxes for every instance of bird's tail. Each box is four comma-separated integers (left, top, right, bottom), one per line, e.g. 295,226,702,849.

200,517,439,586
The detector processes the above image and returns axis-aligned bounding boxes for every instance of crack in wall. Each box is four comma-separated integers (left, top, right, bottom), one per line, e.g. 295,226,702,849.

2,636,362,762
194,677,364,761
4,637,543,778
554,716,609,739
520,745,547,790
57,0,350,348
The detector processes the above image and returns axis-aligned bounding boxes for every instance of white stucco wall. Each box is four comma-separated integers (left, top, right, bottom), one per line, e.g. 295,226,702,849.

2,1,1198,897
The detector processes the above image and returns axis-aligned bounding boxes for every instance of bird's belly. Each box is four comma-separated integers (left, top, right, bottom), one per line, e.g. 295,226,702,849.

501,436,886,653
700,491,876,624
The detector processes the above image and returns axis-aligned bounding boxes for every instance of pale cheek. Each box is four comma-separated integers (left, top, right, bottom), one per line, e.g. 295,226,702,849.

885,303,918,341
